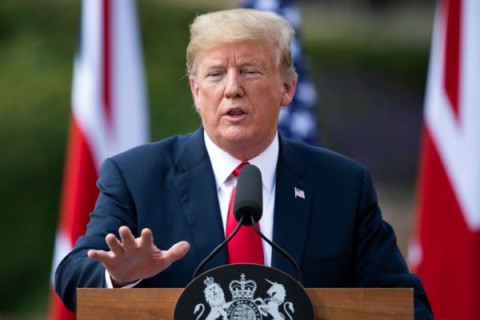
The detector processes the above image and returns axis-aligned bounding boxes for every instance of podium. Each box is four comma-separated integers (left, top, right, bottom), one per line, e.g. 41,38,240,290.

77,287,413,319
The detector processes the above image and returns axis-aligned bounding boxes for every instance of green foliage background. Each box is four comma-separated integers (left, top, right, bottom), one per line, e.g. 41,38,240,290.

0,0,431,317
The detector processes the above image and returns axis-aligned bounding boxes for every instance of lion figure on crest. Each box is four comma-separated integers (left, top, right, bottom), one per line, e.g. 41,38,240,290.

194,277,232,320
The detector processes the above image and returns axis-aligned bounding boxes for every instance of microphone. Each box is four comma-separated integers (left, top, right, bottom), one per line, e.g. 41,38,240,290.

234,164,262,225
192,164,303,285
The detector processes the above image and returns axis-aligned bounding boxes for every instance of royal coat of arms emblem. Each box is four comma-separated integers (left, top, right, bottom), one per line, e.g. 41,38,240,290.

193,274,295,320
173,264,313,320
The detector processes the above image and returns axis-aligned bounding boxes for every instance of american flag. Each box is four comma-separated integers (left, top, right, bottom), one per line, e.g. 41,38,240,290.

240,0,320,145
294,187,305,199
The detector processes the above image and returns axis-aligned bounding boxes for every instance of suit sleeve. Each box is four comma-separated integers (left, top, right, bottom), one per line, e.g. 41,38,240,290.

55,158,138,311
354,168,433,319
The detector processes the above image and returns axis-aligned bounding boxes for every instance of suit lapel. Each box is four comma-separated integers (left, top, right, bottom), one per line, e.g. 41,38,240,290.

272,138,312,278
172,129,228,269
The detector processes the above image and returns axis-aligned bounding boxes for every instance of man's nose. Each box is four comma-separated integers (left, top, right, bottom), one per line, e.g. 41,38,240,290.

224,70,244,98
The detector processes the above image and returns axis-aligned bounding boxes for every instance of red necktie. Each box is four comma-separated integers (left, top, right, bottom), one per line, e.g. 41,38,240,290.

226,162,264,264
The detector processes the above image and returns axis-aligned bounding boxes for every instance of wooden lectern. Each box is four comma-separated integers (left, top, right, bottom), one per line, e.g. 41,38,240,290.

77,287,413,319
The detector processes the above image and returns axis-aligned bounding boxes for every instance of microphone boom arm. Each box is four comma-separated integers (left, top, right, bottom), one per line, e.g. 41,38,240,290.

192,214,304,286
192,215,245,279
250,215,304,286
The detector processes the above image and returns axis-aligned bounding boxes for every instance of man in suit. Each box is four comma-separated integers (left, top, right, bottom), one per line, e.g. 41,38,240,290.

55,8,433,318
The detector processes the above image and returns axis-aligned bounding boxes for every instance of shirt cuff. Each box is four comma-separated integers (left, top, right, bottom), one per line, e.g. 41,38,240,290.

105,269,142,288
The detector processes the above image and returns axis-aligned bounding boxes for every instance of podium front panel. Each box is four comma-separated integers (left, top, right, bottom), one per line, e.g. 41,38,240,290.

77,287,412,319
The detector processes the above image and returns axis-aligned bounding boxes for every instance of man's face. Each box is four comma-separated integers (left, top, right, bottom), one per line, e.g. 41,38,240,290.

189,40,296,160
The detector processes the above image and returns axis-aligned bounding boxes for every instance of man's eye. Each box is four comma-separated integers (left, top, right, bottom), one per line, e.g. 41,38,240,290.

207,71,222,78
242,69,261,76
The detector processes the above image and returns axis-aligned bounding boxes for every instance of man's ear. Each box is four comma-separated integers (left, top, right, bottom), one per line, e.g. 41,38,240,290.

280,78,297,106
189,77,201,112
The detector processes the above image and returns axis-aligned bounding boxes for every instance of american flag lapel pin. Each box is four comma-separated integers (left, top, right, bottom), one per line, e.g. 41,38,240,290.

294,187,305,199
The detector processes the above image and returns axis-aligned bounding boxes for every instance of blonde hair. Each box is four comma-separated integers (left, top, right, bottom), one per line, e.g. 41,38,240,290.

186,8,297,81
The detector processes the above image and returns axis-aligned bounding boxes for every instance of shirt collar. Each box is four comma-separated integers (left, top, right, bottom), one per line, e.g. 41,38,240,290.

204,131,278,193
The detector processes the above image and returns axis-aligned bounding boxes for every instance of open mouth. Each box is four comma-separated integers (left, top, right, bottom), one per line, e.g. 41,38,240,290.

227,108,246,116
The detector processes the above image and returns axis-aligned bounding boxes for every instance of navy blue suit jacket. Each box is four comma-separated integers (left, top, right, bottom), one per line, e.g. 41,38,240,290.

55,128,432,318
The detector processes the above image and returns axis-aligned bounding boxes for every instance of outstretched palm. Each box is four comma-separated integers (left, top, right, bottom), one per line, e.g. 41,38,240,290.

88,226,190,287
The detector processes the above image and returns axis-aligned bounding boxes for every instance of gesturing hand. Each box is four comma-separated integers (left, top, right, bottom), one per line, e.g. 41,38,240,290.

88,226,190,287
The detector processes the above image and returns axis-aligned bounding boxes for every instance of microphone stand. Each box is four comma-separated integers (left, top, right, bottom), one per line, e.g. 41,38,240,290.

192,215,245,279
249,215,304,286
192,214,304,286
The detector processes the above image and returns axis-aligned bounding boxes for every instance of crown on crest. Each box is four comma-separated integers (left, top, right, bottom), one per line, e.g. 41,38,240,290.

229,274,257,300
204,276,215,287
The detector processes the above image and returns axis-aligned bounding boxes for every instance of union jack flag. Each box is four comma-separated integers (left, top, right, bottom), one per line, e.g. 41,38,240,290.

240,0,320,145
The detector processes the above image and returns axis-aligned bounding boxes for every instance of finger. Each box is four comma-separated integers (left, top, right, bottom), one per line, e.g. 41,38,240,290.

118,226,136,250
139,228,154,248
88,249,111,262
105,233,124,255
164,241,190,262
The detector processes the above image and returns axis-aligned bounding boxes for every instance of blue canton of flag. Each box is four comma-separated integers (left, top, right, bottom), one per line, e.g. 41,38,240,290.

240,0,320,145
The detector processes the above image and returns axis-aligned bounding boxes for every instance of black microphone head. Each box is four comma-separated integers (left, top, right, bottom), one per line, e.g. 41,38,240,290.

234,164,263,225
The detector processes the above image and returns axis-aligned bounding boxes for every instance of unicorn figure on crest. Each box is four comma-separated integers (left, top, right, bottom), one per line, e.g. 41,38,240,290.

255,279,294,320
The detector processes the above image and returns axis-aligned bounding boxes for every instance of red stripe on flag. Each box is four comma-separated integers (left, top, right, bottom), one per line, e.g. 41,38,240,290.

414,128,480,319
49,117,98,319
443,0,462,118
59,117,99,245
102,0,112,127
48,287,75,320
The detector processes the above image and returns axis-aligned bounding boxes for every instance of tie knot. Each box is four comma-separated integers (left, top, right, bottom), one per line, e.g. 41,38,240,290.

233,161,249,177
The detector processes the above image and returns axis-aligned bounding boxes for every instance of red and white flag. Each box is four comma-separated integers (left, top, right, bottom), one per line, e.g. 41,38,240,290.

410,0,480,318
48,0,149,318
